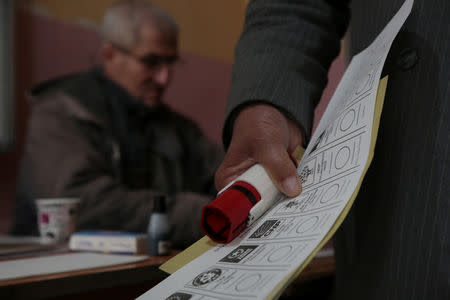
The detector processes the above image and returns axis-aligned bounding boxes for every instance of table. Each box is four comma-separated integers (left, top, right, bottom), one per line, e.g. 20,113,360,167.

0,251,172,300
0,250,335,300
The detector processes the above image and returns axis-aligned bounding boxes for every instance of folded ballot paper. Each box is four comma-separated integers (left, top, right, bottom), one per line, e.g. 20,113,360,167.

138,1,413,299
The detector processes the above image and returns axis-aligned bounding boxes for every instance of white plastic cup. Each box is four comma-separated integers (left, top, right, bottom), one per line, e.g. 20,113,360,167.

35,198,81,243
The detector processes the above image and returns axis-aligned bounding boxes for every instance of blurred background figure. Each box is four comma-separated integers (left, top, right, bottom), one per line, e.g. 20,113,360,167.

10,0,223,249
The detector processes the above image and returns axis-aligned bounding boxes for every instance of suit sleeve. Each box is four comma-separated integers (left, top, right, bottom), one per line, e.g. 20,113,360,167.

224,0,350,146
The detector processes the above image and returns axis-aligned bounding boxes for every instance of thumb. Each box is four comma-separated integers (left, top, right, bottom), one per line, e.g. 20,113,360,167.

257,144,302,197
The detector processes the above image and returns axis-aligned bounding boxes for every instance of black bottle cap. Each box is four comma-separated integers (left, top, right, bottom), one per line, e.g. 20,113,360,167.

154,195,166,213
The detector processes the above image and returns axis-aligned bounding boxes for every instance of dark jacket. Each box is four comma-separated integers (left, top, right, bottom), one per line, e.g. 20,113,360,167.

226,0,449,299
12,68,223,249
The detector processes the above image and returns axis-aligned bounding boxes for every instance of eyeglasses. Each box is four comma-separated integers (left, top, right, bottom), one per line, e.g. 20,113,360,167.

111,42,179,70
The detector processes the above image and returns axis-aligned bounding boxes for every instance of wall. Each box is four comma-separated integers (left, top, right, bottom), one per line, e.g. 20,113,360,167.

28,0,247,63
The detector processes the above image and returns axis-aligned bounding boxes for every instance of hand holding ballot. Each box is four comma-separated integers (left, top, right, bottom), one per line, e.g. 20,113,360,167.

205,104,304,243
202,142,305,243
215,103,304,198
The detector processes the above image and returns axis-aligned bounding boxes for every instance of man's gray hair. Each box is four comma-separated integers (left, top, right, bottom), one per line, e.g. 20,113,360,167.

102,0,178,49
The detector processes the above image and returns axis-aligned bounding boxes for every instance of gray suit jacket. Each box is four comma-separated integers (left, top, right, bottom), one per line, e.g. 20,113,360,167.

225,1,449,299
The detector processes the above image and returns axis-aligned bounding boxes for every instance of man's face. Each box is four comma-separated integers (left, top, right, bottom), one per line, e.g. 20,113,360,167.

112,24,178,107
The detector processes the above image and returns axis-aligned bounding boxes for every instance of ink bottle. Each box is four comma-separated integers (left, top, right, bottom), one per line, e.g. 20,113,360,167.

147,195,171,256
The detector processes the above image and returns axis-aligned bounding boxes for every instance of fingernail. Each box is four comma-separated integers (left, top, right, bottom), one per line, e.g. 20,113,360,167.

282,176,301,196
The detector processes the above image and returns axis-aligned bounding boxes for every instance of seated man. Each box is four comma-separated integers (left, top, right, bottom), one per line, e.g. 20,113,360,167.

11,0,223,248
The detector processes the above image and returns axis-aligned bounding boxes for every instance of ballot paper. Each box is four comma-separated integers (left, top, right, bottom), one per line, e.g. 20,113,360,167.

138,1,413,299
